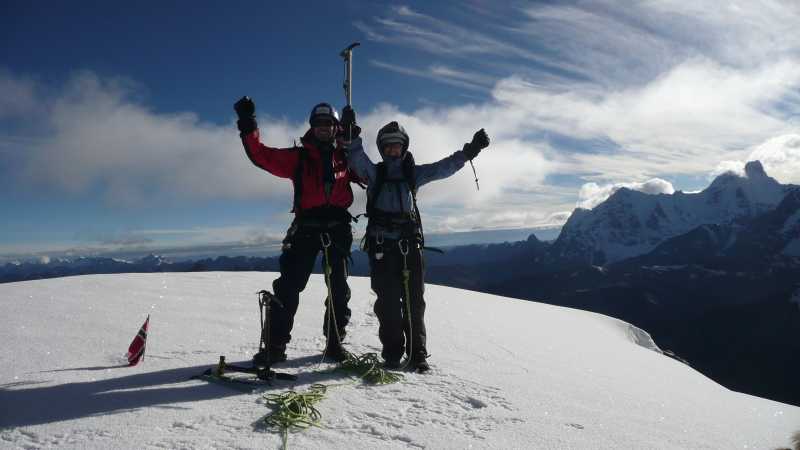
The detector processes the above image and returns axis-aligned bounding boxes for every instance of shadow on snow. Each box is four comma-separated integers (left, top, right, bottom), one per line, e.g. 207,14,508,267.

0,357,352,428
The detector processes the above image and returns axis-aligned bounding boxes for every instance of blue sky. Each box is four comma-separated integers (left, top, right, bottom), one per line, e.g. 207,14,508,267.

2,1,800,261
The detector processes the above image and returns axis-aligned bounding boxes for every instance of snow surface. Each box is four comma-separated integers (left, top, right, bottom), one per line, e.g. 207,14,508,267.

1,272,798,449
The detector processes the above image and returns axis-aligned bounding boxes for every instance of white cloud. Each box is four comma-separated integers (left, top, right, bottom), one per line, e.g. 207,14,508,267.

577,178,675,210
710,134,800,185
359,2,800,184
747,134,800,184
357,5,583,79
369,60,490,92
8,71,304,205
491,56,800,179
709,160,747,179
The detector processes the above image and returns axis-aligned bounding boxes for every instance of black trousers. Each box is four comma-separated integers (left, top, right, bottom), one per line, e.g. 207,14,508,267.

269,223,352,349
368,237,426,361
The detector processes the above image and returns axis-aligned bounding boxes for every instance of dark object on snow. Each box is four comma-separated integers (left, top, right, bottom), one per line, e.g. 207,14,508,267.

193,355,297,392
407,350,430,373
126,315,149,366
323,338,348,362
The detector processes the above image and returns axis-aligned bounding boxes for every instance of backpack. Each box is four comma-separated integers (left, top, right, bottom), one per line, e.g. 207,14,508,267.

366,151,425,245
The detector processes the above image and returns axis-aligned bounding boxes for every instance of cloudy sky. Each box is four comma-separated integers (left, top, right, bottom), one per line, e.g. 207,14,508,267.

2,1,800,260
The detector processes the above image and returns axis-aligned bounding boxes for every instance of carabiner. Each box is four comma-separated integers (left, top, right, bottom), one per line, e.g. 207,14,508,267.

320,232,332,249
374,232,385,260
398,239,409,256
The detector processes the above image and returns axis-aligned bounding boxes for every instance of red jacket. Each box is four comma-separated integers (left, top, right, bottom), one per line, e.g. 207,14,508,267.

241,128,358,215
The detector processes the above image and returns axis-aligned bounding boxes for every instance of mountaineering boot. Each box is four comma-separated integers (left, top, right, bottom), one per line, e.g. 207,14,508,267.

383,358,402,370
253,345,287,366
382,348,404,369
408,351,430,373
323,338,348,362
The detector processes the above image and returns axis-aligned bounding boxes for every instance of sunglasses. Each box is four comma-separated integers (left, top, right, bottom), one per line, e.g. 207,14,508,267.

311,119,335,128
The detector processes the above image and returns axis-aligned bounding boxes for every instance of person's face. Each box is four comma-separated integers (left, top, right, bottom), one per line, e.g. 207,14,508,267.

383,143,403,157
312,118,335,142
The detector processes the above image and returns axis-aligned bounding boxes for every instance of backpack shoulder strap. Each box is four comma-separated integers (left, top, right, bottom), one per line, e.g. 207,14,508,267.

402,151,417,194
402,152,424,245
366,162,387,217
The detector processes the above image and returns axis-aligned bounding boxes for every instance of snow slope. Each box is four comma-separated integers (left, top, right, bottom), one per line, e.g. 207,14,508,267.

1,273,798,449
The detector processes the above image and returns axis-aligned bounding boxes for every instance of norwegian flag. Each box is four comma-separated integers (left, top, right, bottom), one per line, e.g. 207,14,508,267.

126,315,149,366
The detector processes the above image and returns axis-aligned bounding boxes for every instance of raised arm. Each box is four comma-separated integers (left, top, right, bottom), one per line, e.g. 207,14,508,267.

235,96,299,179
414,151,467,188
415,129,491,188
345,137,377,184
240,131,299,179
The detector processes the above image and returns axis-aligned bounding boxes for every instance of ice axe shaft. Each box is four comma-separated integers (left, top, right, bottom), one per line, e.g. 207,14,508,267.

340,42,360,106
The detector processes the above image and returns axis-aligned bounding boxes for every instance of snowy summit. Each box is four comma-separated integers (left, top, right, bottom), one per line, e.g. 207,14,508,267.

1,272,798,449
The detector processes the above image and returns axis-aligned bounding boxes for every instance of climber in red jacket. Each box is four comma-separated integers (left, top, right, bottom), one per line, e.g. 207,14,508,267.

234,96,359,365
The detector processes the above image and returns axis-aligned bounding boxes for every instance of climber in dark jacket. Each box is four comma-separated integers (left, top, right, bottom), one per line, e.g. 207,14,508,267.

341,107,490,372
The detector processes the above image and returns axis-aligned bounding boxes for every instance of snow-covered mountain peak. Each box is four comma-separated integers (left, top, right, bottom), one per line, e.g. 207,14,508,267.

552,160,794,265
744,160,767,178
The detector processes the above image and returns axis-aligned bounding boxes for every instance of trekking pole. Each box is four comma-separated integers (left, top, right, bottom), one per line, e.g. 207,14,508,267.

340,42,360,141
469,160,480,191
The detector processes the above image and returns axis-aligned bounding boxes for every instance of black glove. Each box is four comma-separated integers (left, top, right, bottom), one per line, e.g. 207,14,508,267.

338,105,361,140
234,96,257,134
462,128,490,160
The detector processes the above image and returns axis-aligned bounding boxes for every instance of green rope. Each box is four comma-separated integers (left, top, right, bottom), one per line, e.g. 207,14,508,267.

320,233,344,365
339,351,404,384
262,383,328,449
260,352,403,449
400,240,414,370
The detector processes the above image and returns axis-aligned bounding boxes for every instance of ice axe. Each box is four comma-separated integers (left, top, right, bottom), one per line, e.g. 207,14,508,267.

340,42,360,141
